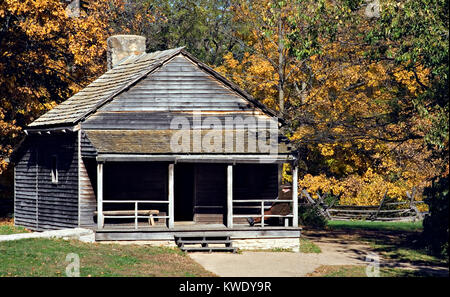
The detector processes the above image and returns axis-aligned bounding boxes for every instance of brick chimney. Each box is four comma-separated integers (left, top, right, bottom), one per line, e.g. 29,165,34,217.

107,35,146,70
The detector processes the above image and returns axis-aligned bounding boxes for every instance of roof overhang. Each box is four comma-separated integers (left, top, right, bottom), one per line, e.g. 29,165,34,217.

24,124,80,135
96,153,295,164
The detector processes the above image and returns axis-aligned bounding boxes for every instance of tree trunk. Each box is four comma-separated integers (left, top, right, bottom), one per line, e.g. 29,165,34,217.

278,19,285,115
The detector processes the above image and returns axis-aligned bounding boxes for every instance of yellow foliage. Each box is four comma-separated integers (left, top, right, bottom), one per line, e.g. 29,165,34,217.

0,0,161,174
215,2,440,206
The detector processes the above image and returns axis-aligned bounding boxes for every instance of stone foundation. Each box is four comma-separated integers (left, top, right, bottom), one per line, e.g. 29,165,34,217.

99,240,178,248
98,238,300,252
232,238,300,252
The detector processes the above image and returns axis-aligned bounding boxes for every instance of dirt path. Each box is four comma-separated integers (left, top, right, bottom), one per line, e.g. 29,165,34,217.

303,228,449,276
189,229,449,277
189,236,373,277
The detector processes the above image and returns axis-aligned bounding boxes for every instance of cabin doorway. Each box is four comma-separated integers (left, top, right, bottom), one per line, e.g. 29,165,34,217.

193,164,227,225
174,164,195,221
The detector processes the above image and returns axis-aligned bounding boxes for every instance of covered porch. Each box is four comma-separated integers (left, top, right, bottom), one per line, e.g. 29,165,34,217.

92,154,299,232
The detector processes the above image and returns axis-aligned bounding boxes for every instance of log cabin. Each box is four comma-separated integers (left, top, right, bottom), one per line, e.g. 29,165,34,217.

12,35,300,251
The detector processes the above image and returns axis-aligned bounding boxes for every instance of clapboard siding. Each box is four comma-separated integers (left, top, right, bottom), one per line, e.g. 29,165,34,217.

37,133,78,230
14,139,38,229
15,49,292,233
14,133,79,231
82,112,275,130
99,55,254,112
79,158,96,226
80,131,97,157
82,55,273,131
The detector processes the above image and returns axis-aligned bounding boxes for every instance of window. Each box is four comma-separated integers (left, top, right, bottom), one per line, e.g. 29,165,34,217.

51,155,58,184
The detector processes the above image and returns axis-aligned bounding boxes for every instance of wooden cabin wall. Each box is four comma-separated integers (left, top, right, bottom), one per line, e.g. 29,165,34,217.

84,55,263,125
80,131,97,157
14,133,79,231
14,138,38,230
79,158,96,226
78,132,98,226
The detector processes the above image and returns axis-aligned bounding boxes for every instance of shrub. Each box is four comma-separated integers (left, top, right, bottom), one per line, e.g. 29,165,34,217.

298,204,327,228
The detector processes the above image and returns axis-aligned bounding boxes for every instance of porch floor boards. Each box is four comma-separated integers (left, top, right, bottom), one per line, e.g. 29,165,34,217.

90,222,301,241
89,222,299,232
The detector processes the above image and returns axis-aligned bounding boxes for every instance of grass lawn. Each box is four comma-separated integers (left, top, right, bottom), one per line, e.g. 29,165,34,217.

0,218,30,235
307,265,444,277
0,238,215,277
300,238,321,253
327,220,423,232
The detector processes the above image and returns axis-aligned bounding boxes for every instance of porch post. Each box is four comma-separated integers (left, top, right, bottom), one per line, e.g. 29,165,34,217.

227,164,233,228
97,162,104,229
168,163,174,228
292,162,298,227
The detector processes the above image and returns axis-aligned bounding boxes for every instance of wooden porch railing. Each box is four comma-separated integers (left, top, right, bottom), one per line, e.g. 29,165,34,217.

232,199,294,227
101,200,170,229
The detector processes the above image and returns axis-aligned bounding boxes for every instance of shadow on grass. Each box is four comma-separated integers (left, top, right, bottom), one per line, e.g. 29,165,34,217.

302,224,449,276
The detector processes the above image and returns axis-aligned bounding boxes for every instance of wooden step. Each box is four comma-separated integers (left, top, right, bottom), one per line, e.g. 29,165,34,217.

178,239,231,245
175,235,230,240
175,235,235,252
175,236,230,244
180,246,237,253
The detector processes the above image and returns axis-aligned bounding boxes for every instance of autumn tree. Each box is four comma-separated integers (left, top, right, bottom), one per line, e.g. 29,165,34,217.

0,0,248,175
144,0,239,65
0,0,447,211
0,0,165,175
288,1,447,204
285,3,441,204
216,0,446,205
366,0,448,258
1,0,81,174
218,0,339,115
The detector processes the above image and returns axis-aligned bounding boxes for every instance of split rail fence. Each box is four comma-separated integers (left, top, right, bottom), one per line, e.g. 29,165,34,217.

299,188,428,222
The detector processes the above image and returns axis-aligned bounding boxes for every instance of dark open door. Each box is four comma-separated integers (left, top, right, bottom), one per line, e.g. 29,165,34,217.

174,164,195,221
193,164,227,224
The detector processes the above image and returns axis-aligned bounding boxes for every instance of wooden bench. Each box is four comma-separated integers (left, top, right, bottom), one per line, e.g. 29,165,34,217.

94,210,159,228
